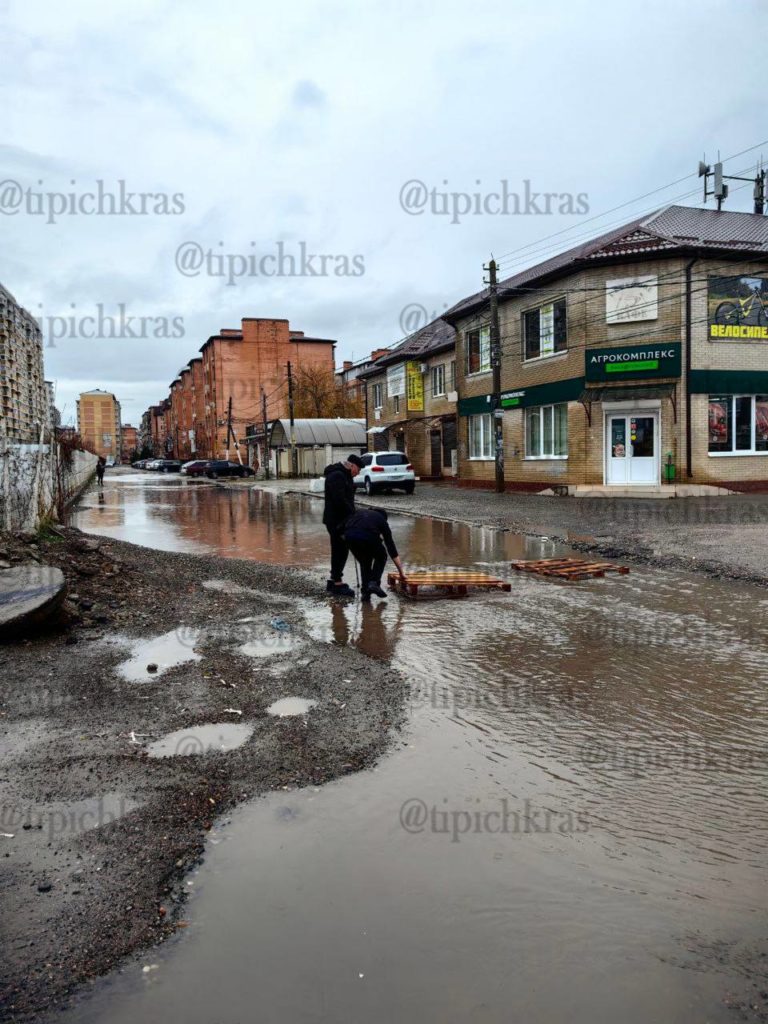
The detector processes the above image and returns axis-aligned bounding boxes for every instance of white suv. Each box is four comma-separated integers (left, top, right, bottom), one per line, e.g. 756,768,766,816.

356,451,415,495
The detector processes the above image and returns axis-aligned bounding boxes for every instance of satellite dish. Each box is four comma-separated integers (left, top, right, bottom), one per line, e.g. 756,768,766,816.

698,161,709,178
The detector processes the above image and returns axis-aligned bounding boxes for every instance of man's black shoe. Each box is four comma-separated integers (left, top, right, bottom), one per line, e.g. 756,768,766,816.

328,582,355,598
369,583,387,598
360,588,371,602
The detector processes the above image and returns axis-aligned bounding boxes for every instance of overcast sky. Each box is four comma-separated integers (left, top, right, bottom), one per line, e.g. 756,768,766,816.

1,0,765,426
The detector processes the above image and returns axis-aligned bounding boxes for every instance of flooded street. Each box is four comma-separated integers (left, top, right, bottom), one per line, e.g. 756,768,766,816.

64,475,768,1023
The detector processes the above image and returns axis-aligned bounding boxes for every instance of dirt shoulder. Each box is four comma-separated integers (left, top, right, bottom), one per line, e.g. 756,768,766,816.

0,527,405,1022
315,484,768,587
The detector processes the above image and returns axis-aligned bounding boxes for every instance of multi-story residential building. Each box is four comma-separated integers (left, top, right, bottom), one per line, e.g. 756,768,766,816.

358,319,458,478
188,356,206,456
44,381,60,432
120,424,139,462
139,409,152,453
199,318,336,461
144,318,337,466
0,283,48,443
76,389,122,461
448,205,768,491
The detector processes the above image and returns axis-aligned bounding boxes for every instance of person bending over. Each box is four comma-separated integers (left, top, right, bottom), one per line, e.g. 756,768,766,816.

343,508,405,600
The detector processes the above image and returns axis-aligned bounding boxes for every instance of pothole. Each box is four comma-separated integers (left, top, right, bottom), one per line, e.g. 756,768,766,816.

266,697,317,717
146,722,255,757
112,629,202,682
238,635,303,659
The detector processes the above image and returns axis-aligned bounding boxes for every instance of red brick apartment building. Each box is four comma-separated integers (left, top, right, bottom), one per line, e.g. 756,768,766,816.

146,317,336,461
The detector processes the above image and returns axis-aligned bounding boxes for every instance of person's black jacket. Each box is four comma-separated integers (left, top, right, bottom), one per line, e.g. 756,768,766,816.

323,462,356,530
343,509,398,559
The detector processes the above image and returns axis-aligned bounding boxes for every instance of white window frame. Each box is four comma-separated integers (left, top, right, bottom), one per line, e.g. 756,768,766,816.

708,394,768,456
465,326,491,377
468,413,493,460
524,403,568,460
431,364,446,397
392,394,400,414
372,383,383,410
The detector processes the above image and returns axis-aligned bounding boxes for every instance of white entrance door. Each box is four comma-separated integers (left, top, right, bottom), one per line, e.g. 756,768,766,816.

606,412,659,485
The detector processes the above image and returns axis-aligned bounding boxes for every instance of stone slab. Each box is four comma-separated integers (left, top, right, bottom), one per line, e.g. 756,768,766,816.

0,566,67,636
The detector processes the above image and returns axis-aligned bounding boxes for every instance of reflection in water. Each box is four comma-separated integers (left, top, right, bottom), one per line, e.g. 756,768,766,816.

69,474,561,567
62,474,768,1024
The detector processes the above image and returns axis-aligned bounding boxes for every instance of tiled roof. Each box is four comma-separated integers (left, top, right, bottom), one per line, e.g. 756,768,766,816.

359,317,455,378
445,205,768,322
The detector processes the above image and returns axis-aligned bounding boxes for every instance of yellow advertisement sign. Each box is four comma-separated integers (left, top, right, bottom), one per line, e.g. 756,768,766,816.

406,361,424,411
709,275,768,340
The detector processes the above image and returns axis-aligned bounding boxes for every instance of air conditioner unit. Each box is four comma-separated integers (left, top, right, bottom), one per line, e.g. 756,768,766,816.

419,363,429,374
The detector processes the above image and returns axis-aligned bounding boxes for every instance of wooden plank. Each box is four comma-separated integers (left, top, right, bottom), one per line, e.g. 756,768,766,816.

510,556,629,582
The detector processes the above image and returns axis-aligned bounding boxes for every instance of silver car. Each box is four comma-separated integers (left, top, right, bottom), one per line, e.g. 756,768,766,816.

356,451,415,495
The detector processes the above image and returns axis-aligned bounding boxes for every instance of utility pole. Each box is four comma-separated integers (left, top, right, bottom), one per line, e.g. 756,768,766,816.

485,257,504,493
224,395,243,464
287,361,298,477
261,387,270,480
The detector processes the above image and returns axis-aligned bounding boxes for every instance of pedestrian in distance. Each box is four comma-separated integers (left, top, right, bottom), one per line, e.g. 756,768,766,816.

96,456,106,487
322,454,364,597
343,507,406,600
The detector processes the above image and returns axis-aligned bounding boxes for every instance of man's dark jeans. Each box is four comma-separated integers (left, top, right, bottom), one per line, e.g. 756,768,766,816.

347,539,387,592
326,525,349,582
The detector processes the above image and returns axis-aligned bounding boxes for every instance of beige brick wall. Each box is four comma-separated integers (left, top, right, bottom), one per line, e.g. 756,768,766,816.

455,253,768,487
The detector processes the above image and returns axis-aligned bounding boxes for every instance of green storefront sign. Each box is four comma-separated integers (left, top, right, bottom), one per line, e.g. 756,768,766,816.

458,377,585,416
585,343,681,382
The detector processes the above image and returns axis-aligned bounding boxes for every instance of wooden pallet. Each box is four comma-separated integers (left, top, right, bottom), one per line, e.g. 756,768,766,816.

387,571,512,598
510,557,629,581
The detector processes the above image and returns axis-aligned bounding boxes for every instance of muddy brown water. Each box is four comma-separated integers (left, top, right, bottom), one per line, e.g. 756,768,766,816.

62,475,768,1023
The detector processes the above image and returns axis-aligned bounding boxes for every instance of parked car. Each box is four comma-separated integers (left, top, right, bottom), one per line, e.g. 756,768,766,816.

204,460,256,479
132,459,148,469
180,459,211,477
355,451,415,495
153,459,182,473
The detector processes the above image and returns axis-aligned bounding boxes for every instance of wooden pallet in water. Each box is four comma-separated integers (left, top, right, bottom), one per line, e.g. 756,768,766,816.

510,557,629,581
387,571,512,598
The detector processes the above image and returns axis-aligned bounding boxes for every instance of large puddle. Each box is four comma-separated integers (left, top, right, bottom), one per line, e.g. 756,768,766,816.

61,475,768,1023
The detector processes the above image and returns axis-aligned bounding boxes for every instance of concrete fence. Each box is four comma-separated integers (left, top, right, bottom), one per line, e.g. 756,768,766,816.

0,442,98,532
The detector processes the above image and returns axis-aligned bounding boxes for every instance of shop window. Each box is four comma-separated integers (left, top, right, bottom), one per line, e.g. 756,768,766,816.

465,326,491,375
708,395,768,455
468,413,492,459
525,403,568,458
523,298,567,360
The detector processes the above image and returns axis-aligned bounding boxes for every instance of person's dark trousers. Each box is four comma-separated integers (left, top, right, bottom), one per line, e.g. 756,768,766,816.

326,525,349,583
347,539,387,592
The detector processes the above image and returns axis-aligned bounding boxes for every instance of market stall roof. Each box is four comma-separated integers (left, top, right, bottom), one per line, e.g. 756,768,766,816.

269,418,366,446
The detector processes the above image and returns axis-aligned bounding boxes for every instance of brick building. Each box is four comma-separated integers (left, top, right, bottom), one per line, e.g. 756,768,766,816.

76,389,122,461
0,283,48,443
120,424,139,462
148,400,170,456
336,349,390,409
448,206,768,491
198,318,336,462
358,319,458,478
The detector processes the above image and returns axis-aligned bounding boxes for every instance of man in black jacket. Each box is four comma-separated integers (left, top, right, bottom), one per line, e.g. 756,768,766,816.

343,508,406,600
322,455,364,597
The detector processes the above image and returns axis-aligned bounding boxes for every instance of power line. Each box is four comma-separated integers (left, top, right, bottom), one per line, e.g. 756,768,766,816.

493,141,768,267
